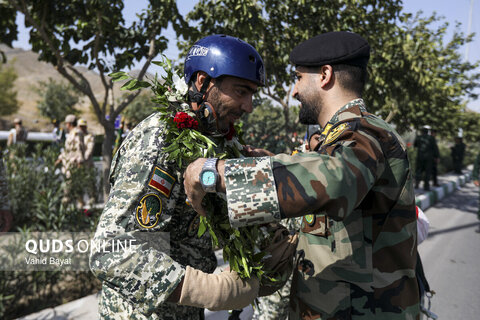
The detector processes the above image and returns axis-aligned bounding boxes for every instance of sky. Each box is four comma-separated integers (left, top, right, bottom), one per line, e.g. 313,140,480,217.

11,0,480,112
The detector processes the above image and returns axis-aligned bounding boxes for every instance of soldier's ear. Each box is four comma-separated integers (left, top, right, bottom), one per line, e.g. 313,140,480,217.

319,65,333,88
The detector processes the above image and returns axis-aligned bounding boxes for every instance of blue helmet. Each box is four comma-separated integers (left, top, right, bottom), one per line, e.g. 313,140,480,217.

184,34,265,86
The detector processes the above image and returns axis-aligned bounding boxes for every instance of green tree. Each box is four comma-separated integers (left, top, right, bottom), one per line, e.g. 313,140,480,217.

0,63,18,116
121,92,155,127
35,78,80,122
242,98,304,154
2,0,188,197
0,61,19,116
183,0,479,143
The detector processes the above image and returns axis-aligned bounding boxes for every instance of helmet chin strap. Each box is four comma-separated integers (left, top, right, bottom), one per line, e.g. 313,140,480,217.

188,76,227,136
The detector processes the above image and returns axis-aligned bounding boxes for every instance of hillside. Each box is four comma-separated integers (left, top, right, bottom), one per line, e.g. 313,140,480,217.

0,45,126,134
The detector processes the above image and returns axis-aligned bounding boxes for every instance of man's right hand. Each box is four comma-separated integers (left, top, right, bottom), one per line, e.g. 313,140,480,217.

474,180,479,187
177,266,259,311
243,145,275,157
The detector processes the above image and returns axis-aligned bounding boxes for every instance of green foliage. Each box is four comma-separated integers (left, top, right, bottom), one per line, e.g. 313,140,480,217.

5,144,101,231
183,0,480,140
242,98,305,154
1,144,102,318
0,3,17,63
35,78,80,122
0,62,19,116
2,0,190,196
120,93,156,127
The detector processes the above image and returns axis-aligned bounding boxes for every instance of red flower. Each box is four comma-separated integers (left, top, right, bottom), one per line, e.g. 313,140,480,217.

84,209,92,217
173,112,198,130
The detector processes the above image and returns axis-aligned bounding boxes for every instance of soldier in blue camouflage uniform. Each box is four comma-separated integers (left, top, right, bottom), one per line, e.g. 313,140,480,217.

185,32,420,319
89,35,265,319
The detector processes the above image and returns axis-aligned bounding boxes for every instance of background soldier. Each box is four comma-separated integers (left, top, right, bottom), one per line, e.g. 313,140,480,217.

78,119,95,166
54,114,85,205
473,152,480,231
89,35,268,319
414,125,436,190
185,31,420,319
7,118,28,147
451,136,466,174
430,128,440,187
55,114,85,177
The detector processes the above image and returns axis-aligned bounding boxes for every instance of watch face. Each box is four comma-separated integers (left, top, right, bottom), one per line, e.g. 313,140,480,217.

201,170,216,186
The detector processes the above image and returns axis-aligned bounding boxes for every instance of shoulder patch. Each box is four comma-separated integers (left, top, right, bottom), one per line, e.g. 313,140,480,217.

324,123,350,145
148,166,176,198
136,193,163,228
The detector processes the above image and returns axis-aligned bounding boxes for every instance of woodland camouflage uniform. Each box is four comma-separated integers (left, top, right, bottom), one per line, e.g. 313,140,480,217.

90,112,219,319
224,99,420,319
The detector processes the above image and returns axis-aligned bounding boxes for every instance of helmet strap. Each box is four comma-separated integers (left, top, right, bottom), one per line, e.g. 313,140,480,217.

188,75,211,104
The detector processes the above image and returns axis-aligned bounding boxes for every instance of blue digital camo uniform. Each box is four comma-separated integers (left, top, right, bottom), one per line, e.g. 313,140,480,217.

224,99,420,319
89,112,217,320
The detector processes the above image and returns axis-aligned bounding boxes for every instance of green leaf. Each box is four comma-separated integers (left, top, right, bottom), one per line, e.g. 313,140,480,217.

197,219,207,237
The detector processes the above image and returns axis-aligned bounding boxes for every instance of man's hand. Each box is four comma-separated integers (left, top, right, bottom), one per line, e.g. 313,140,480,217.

243,145,275,157
184,158,227,216
183,158,208,216
474,180,479,187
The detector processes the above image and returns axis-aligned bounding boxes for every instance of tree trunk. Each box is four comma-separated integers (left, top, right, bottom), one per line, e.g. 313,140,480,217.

101,122,116,201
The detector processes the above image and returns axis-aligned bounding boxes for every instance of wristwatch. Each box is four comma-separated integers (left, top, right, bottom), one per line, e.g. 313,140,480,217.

199,158,219,193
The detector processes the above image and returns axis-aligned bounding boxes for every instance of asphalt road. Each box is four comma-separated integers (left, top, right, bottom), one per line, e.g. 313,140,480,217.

418,181,480,320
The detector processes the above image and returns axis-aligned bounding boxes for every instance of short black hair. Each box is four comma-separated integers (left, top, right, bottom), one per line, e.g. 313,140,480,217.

332,64,367,96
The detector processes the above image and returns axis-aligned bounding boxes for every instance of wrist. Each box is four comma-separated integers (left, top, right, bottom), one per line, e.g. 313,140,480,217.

217,160,226,193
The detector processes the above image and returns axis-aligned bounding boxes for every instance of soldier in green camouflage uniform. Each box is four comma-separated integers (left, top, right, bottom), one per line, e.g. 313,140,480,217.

89,35,265,319
184,32,420,319
253,126,322,320
414,126,437,190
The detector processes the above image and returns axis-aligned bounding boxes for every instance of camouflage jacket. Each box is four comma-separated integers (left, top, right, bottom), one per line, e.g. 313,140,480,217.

83,132,95,165
473,153,480,181
224,99,419,319
58,127,85,176
414,134,438,160
89,112,218,320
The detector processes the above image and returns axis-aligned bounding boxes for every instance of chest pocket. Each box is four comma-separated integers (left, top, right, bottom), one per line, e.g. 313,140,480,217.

301,214,354,265
301,214,330,236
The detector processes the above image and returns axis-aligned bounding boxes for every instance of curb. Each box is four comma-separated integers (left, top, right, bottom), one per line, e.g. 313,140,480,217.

415,171,472,211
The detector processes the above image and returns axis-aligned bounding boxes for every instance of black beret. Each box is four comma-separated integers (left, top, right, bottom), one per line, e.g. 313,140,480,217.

290,31,370,68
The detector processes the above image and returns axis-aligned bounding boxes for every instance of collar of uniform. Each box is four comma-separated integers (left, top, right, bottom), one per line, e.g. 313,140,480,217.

328,98,366,124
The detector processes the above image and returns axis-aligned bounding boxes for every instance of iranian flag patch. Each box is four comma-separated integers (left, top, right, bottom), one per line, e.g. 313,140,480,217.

148,166,176,198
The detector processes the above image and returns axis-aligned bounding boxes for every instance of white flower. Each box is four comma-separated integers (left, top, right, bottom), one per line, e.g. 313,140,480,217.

165,91,177,102
172,73,188,96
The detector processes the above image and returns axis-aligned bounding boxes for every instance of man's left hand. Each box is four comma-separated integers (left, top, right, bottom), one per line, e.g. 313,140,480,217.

183,158,208,216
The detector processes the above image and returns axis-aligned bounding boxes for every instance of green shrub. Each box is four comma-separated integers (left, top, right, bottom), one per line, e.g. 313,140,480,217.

0,144,102,319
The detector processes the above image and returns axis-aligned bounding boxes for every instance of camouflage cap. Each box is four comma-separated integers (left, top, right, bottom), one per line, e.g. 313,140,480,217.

13,118,22,124
65,114,76,123
78,119,87,126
